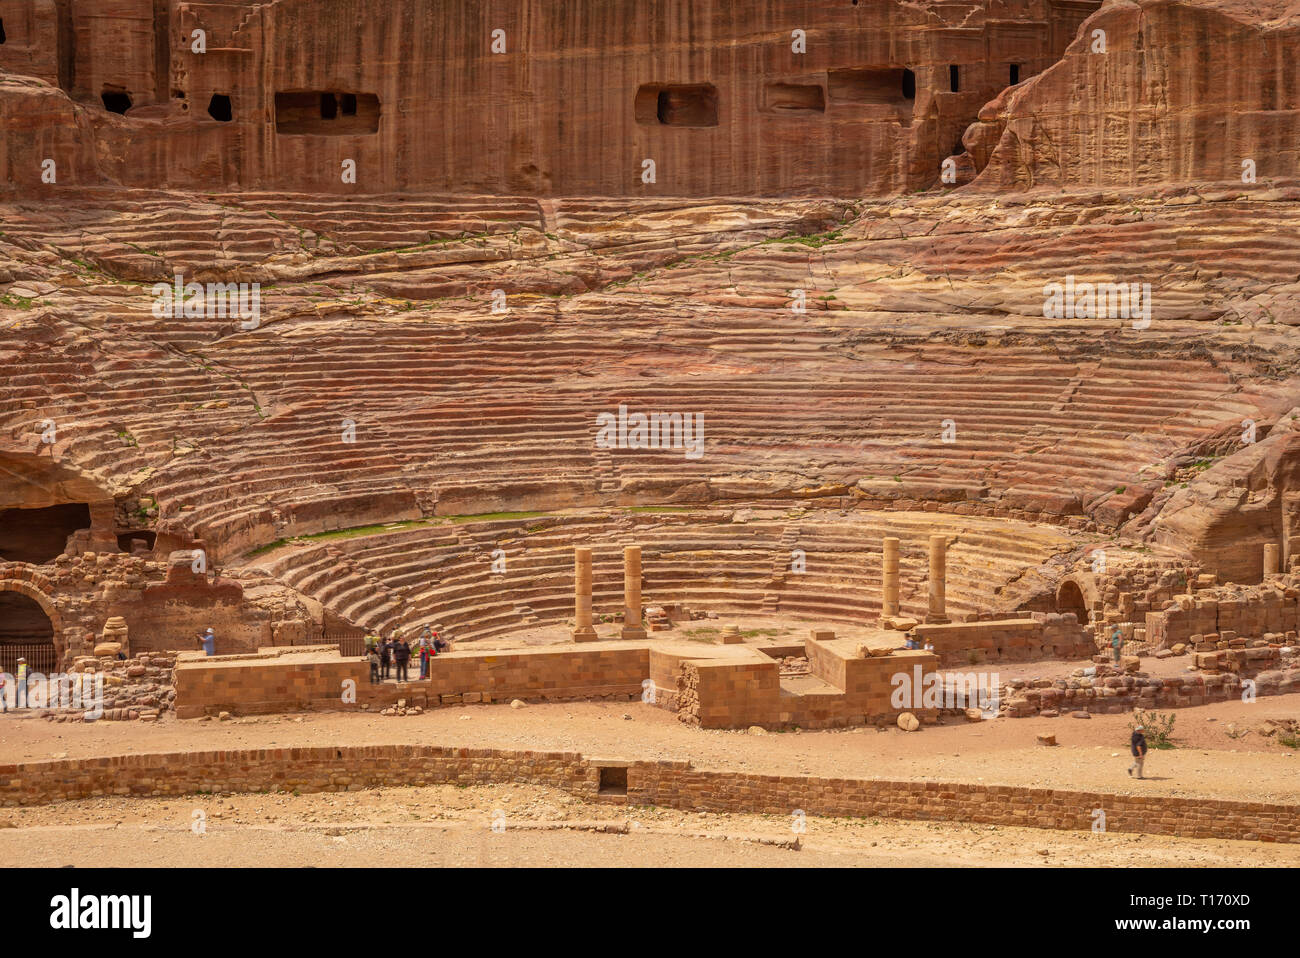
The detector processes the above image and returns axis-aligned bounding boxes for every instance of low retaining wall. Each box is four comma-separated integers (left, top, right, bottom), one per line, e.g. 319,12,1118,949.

0,745,1295,844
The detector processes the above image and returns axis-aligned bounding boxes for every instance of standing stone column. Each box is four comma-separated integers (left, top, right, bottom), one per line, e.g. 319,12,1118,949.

572,547,597,642
1264,542,1280,577
881,537,900,619
621,545,647,640
925,534,949,624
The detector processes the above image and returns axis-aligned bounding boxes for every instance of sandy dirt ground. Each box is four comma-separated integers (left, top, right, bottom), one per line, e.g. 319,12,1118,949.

3,783,1297,868
2,695,1297,803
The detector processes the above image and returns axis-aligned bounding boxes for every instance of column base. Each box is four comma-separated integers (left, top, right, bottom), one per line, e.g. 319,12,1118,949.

923,614,950,625
620,627,647,641
572,627,598,642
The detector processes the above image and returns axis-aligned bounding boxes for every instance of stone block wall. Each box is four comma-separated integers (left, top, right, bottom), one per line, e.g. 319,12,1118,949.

1145,576,1300,651
173,643,650,718
676,657,780,729
914,614,1093,667
173,651,364,718
1001,668,1300,718
676,639,939,730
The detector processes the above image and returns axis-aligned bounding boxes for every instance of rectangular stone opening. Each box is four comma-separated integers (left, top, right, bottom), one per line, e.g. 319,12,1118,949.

1009,63,1021,85
275,92,381,135
597,765,628,795
949,64,961,92
762,82,826,114
635,84,719,127
0,18,6,44
827,68,914,105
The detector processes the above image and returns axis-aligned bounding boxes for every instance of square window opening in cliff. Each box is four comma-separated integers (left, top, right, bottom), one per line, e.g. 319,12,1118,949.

949,65,960,92
635,84,719,127
275,92,381,135
763,82,826,115
828,68,914,105
1009,63,1020,85
101,88,133,115
597,766,628,796
207,93,232,122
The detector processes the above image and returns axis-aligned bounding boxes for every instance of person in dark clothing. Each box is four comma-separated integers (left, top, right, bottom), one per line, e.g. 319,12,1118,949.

380,637,393,680
433,632,450,654
1128,725,1148,779
393,636,411,682
368,644,380,684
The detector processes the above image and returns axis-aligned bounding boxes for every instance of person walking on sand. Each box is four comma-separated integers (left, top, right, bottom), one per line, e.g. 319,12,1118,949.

1128,724,1148,779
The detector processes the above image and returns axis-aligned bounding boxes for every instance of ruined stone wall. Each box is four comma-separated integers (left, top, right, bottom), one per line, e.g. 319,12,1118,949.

1001,665,1300,717
1144,573,1300,650
0,550,316,666
2,744,1296,843
913,613,1094,667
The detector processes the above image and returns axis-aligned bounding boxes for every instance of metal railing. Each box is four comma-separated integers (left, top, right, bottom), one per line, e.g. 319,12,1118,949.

0,644,58,675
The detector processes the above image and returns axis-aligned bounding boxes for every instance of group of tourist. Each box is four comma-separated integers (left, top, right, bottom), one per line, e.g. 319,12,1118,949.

365,627,448,684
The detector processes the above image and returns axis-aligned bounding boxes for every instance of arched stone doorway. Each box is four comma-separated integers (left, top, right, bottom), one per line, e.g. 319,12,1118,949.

0,591,57,673
0,578,62,673
1056,579,1089,624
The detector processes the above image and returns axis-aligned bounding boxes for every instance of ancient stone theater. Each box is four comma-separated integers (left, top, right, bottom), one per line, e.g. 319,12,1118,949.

1,0,1299,859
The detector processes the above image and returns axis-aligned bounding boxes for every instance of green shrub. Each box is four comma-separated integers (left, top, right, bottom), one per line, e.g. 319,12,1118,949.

1130,709,1176,749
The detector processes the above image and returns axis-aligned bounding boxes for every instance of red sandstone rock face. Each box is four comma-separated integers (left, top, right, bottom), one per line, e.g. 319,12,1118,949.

971,0,1300,190
1152,413,1300,583
0,0,1101,196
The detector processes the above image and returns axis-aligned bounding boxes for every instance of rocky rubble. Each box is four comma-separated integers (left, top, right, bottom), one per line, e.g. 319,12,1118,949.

1000,663,1300,718
41,652,177,723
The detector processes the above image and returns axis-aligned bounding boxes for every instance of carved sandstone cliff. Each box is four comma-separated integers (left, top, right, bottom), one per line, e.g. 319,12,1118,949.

970,0,1300,190
0,0,1100,196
